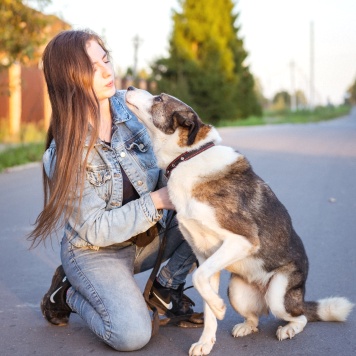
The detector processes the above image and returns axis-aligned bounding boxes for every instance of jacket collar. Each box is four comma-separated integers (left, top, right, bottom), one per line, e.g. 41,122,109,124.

110,94,132,125
84,92,133,147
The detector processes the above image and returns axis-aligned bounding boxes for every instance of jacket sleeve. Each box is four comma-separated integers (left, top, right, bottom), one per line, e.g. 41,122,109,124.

68,178,162,247
43,142,56,179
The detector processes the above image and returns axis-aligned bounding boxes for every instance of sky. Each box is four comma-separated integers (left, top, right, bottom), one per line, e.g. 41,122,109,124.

36,0,356,105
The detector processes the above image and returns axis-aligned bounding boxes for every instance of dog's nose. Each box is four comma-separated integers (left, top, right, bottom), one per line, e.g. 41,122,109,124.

127,86,136,91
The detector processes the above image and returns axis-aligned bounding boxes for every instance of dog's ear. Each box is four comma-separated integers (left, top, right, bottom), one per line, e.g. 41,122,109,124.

174,111,201,146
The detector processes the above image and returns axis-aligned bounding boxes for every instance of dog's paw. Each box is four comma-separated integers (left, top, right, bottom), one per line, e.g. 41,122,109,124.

232,322,258,338
276,324,297,340
189,338,215,356
209,298,226,320
276,317,307,341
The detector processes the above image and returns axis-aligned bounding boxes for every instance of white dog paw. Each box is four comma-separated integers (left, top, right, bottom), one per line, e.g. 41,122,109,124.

232,322,258,338
276,325,296,340
209,298,226,320
276,318,307,341
189,339,215,356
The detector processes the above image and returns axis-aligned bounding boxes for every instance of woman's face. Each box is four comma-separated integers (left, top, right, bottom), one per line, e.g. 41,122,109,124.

86,39,116,101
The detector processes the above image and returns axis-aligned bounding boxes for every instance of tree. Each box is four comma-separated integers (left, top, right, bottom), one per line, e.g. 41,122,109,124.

347,76,356,105
0,0,69,141
272,91,291,112
151,0,261,123
0,0,54,68
295,90,307,109
254,77,269,109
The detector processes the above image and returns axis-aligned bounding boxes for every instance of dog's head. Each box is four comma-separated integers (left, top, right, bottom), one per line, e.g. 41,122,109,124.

126,87,220,149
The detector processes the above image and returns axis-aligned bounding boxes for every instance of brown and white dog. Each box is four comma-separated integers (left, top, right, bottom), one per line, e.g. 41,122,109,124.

125,87,353,356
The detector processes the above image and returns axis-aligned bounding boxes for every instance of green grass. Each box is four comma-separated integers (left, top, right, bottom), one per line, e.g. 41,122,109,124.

0,142,45,172
264,105,351,125
217,105,351,127
218,115,265,127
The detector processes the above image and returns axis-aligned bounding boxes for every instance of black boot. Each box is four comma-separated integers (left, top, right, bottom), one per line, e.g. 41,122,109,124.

40,265,72,326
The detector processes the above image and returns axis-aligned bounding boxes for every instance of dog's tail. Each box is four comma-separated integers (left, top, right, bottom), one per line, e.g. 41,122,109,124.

304,297,354,322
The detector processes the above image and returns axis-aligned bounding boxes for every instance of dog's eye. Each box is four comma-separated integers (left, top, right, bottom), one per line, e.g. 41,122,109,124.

154,96,163,102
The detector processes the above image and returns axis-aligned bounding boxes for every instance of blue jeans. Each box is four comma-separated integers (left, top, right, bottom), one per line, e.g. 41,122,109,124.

61,214,196,351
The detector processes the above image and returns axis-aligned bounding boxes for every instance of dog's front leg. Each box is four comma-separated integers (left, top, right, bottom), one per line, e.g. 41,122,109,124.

189,272,220,356
192,235,252,320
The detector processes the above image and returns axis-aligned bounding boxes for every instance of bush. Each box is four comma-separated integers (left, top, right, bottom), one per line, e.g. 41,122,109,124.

0,120,46,143
0,142,45,172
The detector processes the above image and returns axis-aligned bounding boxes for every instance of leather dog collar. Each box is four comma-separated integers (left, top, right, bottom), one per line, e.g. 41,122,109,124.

165,141,215,179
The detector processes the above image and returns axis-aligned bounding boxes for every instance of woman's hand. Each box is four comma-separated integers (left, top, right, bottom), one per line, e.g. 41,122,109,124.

150,187,175,210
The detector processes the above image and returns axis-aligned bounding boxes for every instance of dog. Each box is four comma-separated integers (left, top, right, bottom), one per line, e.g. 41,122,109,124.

125,87,354,356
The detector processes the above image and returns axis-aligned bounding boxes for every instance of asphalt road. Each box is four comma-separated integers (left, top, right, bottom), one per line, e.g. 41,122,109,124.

1,109,355,356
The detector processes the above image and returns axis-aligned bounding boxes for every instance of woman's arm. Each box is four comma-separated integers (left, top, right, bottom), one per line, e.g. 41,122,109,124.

150,187,175,210
67,177,166,248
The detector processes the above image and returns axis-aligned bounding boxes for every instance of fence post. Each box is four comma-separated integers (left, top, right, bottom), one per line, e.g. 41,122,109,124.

9,62,22,140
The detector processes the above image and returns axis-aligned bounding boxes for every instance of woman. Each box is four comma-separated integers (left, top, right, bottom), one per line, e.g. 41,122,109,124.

29,29,201,351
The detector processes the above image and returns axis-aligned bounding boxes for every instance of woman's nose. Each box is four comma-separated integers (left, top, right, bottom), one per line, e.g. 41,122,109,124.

103,67,111,77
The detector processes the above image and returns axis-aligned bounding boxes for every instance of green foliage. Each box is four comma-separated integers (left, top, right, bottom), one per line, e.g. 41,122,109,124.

264,105,351,125
218,104,351,128
295,90,307,108
0,141,44,172
151,0,261,124
271,91,291,112
0,0,52,67
347,76,356,104
218,115,265,127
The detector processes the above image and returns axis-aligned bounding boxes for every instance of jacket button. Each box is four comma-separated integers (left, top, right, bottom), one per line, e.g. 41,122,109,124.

120,151,126,158
137,180,143,186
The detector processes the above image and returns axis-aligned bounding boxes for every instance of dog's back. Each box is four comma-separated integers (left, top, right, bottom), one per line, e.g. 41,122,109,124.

191,152,307,268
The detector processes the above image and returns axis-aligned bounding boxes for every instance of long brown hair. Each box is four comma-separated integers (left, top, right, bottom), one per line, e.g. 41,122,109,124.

28,29,110,247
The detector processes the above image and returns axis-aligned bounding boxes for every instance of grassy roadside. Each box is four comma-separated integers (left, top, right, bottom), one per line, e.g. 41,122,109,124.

0,105,351,173
0,142,45,172
219,105,351,127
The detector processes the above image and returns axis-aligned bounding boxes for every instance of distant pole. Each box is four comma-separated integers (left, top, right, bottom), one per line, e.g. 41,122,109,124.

290,60,296,111
132,35,143,79
309,21,314,110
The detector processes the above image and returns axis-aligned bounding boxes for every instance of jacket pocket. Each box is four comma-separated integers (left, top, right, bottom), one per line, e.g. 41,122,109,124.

125,132,157,170
86,165,112,201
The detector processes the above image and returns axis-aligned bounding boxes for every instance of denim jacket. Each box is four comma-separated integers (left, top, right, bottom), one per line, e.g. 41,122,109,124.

43,90,167,249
